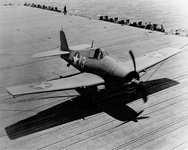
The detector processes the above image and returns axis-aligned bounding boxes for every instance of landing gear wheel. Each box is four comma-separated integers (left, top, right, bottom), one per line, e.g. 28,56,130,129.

137,81,148,103
88,99,99,111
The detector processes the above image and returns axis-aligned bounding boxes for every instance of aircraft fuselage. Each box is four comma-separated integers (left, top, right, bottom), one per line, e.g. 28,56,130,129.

61,48,136,88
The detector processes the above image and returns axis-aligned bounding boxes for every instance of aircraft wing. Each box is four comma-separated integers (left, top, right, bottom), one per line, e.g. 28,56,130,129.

6,73,105,96
127,47,182,73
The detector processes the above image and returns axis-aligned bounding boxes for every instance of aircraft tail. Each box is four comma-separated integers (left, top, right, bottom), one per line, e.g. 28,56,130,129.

60,30,69,51
32,29,70,58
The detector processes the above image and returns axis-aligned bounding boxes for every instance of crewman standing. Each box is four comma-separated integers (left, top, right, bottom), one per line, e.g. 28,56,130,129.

63,5,67,15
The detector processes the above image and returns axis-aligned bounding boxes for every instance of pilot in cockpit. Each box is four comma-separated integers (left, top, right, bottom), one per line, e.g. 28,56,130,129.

91,48,108,59
94,48,100,59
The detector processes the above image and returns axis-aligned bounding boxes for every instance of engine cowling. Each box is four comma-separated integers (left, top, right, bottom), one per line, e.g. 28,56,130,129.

124,71,140,93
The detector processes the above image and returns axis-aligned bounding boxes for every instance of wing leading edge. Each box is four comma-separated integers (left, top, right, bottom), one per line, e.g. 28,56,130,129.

6,73,105,96
126,47,182,72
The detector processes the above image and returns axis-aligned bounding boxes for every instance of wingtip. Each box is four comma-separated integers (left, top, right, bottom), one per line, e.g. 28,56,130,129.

32,54,38,58
6,87,14,96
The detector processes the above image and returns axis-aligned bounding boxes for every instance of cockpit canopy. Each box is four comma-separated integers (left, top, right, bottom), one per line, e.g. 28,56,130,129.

89,48,108,59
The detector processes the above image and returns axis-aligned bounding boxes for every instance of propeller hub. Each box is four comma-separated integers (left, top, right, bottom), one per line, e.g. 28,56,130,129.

124,71,140,93
125,50,148,103
126,79,139,93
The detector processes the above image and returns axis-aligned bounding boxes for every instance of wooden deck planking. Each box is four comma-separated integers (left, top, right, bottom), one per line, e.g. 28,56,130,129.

0,5,188,150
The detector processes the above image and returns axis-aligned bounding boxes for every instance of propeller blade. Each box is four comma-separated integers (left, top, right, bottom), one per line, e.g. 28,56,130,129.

129,50,136,71
132,110,144,122
137,81,148,103
91,40,94,48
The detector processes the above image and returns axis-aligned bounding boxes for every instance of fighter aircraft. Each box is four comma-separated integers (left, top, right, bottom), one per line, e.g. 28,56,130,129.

6,29,182,103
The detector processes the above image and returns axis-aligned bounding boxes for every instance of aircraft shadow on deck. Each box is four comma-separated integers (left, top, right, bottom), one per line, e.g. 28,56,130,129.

5,78,178,140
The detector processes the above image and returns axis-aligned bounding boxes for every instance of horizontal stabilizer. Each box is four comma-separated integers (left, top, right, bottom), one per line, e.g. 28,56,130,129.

32,47,69,58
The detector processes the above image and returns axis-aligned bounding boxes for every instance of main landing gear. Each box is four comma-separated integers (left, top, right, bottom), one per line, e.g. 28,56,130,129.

75,86,100,111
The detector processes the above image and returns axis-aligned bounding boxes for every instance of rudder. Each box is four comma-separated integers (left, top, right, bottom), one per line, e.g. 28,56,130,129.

60,30,69,51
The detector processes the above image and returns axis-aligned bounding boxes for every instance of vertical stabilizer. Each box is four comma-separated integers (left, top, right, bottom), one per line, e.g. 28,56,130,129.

60,30,69,51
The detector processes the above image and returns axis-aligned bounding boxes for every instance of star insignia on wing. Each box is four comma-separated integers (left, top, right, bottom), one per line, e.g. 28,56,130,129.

29,82,53,90
148,51,167,59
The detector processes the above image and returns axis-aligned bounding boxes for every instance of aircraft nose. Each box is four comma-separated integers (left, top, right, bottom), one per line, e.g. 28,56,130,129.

124,71,148,103
124,71,139,93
